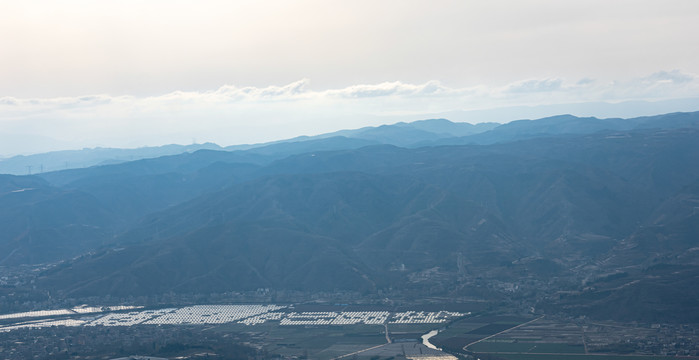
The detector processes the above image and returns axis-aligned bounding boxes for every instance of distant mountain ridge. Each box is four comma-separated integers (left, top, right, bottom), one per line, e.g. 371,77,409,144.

5,111,697,175
435,111,699,145
0,143,223,175
0,119,496,175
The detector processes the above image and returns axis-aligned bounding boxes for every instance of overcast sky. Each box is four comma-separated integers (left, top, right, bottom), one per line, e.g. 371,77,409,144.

1,0,699,155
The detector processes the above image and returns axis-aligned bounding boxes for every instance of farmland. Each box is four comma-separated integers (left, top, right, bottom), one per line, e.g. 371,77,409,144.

432,315,699,359
2,303,699,359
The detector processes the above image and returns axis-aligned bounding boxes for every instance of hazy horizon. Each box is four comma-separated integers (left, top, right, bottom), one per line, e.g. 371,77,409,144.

0,97,698,157
2,1,699,155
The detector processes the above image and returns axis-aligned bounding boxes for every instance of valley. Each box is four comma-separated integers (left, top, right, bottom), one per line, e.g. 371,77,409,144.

1,112,699,359
1,300,698,359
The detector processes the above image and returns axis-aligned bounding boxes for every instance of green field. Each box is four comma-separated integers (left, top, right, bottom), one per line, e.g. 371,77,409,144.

209,322,395,359
468,323,520,335
436,322,488,337
434,315,532,338
264,324,385,357
386,323,441,333
491,354,679,360
468,340,585,354
431,315,532,351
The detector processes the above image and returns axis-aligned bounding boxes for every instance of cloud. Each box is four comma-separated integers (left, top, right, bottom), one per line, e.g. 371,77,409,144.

576,78,595,86
503,78,563,93
0,98,19,106
641,70,696,85
213,79,310,100
0,94,130,110
594,70,699,101
3,70,696,112
327,80,452,98
152,79,311,104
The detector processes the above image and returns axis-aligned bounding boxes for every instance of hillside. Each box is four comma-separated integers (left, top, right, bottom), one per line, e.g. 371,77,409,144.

1,112,698,322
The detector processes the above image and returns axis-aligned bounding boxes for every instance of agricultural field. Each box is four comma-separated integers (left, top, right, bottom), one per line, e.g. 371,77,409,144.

431,315,534,353
258,324,387,359
468,341,584,354
433,315,699,359
1,303,466,359
490,355,679,360
3,303,698,359
211,317,456,359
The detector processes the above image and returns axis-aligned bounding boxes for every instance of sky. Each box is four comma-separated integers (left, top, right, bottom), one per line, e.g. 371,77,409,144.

1,0,699,155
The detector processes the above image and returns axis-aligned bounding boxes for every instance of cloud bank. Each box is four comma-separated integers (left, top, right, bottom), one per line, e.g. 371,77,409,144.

1,71,699,155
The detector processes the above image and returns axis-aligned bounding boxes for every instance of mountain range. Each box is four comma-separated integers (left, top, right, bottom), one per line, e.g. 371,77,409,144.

1,111,699,322
6,111,697,175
